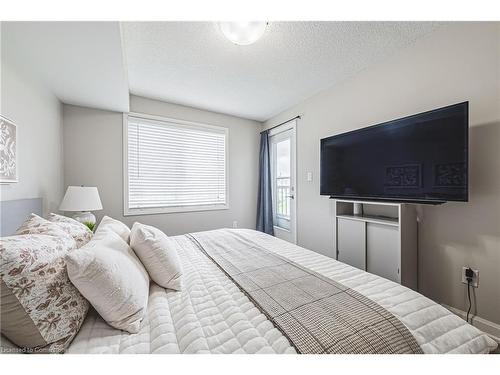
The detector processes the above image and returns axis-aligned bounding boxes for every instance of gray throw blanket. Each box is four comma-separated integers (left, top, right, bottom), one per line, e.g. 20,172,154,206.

187,230,422,354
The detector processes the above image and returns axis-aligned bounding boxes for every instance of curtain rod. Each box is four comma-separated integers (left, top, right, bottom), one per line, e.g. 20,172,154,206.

261,115,301,134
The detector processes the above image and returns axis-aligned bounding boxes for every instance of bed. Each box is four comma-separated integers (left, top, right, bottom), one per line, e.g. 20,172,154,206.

65,228,497,354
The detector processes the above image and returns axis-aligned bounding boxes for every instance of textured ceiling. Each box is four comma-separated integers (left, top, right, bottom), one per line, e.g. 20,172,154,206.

122,22,442,121
2,22,129,112
2,22,442,121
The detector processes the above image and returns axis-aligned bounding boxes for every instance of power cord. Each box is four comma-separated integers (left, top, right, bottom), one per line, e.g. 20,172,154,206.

416,214,420,292
466,280,472,323
465,267,474,323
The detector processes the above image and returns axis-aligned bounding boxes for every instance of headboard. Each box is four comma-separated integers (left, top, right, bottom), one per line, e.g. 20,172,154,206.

0,198,42,236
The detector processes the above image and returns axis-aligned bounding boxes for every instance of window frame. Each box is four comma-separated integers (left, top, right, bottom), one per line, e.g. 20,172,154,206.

123,112,229,216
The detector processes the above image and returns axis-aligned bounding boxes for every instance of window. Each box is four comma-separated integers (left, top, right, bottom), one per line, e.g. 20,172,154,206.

275,138,291,220
124,114,228,215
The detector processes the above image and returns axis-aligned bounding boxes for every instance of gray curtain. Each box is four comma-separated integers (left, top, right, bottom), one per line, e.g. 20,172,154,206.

256,131,274,235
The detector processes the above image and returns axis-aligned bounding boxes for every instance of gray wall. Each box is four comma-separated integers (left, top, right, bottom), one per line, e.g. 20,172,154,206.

263,23,500,324
63,95,261,235
0,43,63,215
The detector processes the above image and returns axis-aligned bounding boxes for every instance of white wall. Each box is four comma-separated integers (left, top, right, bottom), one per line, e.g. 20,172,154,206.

63,95,261,235
263,23,500,324
0,38,64,215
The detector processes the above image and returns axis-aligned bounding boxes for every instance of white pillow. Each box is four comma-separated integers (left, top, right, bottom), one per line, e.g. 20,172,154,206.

93,216,130,243
130,222,182,291
66,231,149,333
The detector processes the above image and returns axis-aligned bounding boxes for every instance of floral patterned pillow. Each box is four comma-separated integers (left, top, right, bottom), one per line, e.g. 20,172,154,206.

0,234,89,353
47,213,93,248
16,214,77,248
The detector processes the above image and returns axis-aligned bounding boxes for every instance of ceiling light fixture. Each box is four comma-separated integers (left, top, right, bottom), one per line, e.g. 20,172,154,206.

218,22,268,46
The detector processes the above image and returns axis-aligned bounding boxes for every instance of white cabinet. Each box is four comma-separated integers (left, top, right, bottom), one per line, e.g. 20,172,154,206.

366,223,399,283
337,218,366,270
333,200,417,290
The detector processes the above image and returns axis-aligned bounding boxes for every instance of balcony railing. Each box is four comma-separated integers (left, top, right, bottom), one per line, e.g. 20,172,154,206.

276,177,291,219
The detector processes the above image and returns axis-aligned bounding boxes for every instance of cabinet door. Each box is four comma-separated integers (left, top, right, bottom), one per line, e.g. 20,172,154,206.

366,223,400,283
337,218,366,270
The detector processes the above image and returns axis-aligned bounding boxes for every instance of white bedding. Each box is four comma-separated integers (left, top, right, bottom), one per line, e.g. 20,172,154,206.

67,229,497,354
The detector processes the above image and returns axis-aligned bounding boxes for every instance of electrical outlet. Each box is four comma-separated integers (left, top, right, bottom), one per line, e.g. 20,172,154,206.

232,221,238,228
462,267,479,288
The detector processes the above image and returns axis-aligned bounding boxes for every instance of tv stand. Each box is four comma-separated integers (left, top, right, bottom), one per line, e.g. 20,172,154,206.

333,199,417,290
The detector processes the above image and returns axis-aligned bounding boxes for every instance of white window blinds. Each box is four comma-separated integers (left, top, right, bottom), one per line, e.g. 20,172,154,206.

126,115,227,213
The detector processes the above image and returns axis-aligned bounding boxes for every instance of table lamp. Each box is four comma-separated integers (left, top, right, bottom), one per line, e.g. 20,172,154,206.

59,186,103,225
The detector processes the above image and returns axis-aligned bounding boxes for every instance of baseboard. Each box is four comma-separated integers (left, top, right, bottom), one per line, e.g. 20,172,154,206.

441,303,500,343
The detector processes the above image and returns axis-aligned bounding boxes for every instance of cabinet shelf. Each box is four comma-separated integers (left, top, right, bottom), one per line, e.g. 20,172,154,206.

336,214,399,227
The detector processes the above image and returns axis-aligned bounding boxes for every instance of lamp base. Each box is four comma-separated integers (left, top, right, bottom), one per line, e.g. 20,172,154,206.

72,211,96,225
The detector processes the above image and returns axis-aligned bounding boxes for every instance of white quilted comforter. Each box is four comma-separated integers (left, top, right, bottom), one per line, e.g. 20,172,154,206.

67,229,497,354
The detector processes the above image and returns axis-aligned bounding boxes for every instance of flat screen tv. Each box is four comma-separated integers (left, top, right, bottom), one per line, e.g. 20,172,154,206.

320,102,468,204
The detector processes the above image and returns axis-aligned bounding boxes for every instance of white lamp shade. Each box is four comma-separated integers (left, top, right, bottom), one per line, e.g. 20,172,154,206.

59,186,103,212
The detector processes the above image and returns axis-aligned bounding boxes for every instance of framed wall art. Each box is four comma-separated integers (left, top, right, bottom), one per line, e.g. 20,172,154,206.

0,115,18,183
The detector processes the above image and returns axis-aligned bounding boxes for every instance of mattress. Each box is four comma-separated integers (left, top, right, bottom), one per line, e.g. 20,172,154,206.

67,229,497,354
